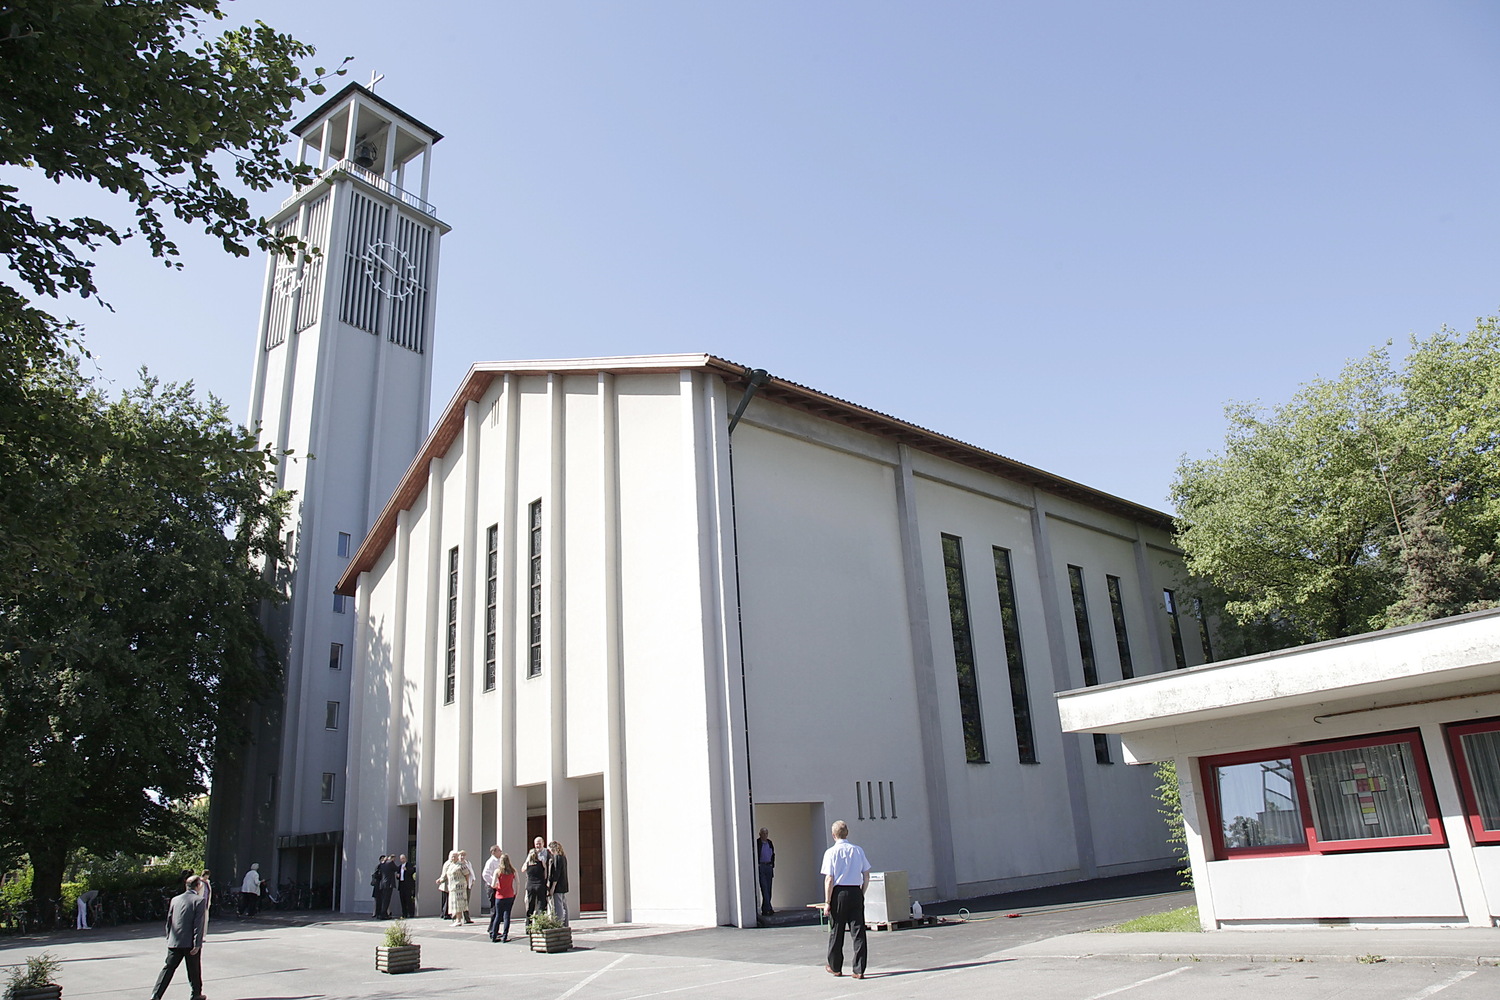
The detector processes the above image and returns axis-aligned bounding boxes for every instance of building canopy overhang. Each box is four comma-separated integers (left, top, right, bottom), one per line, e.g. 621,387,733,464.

1056,608,1500,763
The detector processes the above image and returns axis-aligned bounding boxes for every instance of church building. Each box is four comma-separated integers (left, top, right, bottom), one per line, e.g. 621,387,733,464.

216,83,1207,924
335,355,1209,925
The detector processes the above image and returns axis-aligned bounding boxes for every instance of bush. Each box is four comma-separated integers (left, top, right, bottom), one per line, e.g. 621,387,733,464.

381,921,413,947
527,910,563,933
4,951,61,994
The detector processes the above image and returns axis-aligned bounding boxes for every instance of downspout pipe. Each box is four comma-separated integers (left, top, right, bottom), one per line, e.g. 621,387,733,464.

727,369,771,434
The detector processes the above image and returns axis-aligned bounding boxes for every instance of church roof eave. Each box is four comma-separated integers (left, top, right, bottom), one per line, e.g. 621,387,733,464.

336,353,1175,595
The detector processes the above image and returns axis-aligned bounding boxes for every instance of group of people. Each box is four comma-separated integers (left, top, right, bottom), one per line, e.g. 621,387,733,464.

136,822,870,998
369,853,418,919
426,837,569,941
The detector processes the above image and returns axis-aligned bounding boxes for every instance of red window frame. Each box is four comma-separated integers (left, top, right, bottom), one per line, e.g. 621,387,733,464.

1445,718,1500,845
1200,729,1446,859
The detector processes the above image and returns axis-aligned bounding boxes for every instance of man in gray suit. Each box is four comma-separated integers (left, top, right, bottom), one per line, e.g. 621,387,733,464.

150,874,208,1000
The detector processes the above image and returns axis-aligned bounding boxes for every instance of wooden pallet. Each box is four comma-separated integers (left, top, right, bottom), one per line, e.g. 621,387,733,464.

865,915,939,931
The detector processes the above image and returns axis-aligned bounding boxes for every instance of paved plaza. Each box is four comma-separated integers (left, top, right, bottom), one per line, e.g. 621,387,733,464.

7,873,1500,1000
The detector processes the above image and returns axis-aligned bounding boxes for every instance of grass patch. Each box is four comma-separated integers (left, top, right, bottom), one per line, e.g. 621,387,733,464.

1095,905,1201,933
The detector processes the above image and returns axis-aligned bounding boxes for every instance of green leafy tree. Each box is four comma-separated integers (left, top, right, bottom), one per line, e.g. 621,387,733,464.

0,0,345,314
1173,319,1500,648
0,3,338,916
0,366,287,921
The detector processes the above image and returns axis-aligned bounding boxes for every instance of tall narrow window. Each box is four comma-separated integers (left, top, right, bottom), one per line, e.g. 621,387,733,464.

333,593,349,614
324,701,340,730
1193,596,1215,663
941,534,985,763
445,546,458,704
1068,566,1110,764
329,642,343,671
992,547,1035,763
484,523,498,692
528,500,543,678
337,531,352,558
1106,575,1135,680
1163,589,1188,669
320,773,336,803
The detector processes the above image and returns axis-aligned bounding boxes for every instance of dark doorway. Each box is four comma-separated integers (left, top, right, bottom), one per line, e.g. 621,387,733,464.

579,809,603,911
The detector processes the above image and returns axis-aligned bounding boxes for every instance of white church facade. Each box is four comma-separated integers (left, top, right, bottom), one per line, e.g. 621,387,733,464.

335,355,1211,925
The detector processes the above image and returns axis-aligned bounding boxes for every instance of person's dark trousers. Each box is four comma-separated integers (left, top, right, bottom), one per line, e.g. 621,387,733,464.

375,886,394,919
399,887,416,918
494,896,515,940
758,862,775,914
245,892,259,916
526,887,548,918
827,884,867,977
487,893,502,939
150,946,203,1000
440,891,449,920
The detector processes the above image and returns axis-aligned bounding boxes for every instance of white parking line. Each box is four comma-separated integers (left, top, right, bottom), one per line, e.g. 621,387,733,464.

1405,969,1477,1000
556,953,631,1000
616,966,795,1000
1082,965,1191,999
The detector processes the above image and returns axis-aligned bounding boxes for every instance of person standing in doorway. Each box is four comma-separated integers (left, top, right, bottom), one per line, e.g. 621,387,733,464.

546,841,570,926
756,827,776,916
149,875,208,1000
240,863,263,916
397,854,417,919
820,820,871,980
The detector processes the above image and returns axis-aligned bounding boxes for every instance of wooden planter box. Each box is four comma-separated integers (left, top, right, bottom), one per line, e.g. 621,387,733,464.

10,986,62,1000
529,927,573,953
375,943,421,974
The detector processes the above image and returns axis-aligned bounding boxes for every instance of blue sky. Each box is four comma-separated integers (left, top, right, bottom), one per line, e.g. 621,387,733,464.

25,1,1500,510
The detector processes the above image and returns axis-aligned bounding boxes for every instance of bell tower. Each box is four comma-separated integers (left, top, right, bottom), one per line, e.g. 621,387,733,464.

211,82,449,899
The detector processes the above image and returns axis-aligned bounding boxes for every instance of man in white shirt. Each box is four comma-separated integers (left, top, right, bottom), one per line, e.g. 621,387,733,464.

819,820,871,979
481,845,503,929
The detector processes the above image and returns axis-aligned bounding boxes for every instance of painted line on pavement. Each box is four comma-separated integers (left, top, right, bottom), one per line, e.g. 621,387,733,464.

1082,964,1191,999
616,965,794,999
1404,969,1476,1000
556,953,630,1000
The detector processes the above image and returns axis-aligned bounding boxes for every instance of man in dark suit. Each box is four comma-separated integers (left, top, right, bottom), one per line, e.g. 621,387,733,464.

375,854,399,919
396,854,417,918
149,875,207,1000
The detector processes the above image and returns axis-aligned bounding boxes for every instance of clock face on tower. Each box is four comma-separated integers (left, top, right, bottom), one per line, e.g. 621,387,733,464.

272,256,303,297
361,240,420,300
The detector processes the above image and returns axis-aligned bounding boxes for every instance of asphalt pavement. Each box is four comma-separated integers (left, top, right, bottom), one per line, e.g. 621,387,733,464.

7,870,1500,1000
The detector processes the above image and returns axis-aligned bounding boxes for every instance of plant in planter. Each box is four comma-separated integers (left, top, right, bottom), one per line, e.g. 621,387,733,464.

526,909,572,953
5,951,62,1000
375,921,421,974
